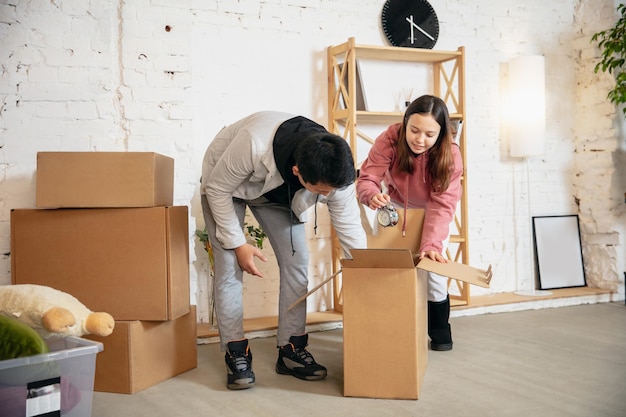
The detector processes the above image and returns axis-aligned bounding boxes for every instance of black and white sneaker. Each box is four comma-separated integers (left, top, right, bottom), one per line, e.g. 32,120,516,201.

276,334,327,381
225,339,255,390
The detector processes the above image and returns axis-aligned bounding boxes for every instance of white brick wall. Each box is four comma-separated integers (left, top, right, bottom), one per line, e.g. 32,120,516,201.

573,0,625,293
1,0,623,323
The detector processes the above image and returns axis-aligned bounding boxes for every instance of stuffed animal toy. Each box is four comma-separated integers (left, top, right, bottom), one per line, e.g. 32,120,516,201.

0,284,114,339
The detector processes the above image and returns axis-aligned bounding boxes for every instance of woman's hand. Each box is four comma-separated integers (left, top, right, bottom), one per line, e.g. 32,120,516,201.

234,243,268,277
368,193,391,210
418,250,448,264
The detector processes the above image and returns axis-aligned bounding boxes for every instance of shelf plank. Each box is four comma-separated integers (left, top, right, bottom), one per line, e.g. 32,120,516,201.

353,44,461,63
331,111,463,125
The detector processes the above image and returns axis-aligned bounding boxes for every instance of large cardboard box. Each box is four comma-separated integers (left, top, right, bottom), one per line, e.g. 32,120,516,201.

342,249,428,400
341,209,491,400
11,206,190,321
36,152,174,208
87,307,197,394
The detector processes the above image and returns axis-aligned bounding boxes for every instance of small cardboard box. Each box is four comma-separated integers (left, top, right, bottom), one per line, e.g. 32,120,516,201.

0,337,103,417
36,151,174,208
87,307,197,394
11,206,190,321
341,208,491,400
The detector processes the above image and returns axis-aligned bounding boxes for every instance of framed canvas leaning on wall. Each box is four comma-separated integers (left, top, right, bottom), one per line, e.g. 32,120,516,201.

532,215,587,290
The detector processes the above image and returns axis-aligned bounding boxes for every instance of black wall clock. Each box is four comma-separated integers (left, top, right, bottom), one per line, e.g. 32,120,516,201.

381,0,439,49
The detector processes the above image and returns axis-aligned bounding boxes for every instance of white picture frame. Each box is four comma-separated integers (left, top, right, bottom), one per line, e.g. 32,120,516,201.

532,215,587,290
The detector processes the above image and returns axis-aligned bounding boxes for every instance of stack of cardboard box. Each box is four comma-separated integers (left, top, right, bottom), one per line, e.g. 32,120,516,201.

10,152,197,394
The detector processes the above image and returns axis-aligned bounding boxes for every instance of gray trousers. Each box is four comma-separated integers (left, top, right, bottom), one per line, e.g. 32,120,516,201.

201,194,309,351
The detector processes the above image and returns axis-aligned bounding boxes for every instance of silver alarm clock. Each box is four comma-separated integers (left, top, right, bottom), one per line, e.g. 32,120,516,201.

377,203,399,227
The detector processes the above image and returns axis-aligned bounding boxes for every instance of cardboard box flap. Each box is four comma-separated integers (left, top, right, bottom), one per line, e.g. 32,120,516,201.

365,208,424,253
342,248,415,269
417,257,492,288
342,249,493,288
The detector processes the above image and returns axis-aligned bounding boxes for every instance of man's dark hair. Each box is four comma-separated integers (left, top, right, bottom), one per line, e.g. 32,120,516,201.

294,132,356,188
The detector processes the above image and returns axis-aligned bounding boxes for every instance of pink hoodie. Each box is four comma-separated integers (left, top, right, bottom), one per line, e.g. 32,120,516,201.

356,123,463,254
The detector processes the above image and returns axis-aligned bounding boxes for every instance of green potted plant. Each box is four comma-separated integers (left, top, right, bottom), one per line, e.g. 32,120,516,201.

195,228,214,272
195,212,266,257
244,222,267,249
591,3,626,119
195,218,266,327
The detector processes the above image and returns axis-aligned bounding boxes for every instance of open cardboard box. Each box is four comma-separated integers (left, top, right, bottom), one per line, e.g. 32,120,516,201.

288,208,491,400
341,208,492,399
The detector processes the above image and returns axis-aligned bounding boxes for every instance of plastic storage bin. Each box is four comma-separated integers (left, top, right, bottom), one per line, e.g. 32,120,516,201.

0,336,103,417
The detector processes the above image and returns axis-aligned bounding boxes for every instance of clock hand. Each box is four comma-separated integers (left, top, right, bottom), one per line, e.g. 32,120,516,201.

406,15,435,41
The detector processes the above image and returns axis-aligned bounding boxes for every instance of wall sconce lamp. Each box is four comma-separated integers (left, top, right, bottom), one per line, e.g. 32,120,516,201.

508,55,552,297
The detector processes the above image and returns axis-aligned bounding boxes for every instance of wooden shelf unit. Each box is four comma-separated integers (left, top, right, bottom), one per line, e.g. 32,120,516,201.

327,37,470,311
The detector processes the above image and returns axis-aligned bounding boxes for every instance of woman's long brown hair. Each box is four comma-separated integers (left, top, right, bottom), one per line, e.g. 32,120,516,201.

396,95,455,192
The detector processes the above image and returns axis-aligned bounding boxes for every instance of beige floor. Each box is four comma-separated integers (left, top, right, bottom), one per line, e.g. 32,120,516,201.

92,302,626,417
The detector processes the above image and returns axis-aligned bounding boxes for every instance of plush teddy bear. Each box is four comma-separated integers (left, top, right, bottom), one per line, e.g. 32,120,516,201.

0,284,114,339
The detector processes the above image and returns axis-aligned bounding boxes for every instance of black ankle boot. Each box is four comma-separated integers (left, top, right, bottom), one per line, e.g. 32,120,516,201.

428,296,453,351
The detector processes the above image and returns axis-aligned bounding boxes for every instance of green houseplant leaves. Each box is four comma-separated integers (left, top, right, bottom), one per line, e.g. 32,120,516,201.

592,3,626,119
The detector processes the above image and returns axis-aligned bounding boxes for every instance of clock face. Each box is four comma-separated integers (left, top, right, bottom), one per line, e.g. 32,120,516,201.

377,209,392,227
377,205,399,227
381,0,439,49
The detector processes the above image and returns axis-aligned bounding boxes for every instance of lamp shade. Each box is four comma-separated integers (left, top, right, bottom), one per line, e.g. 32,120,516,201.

508,55,546,157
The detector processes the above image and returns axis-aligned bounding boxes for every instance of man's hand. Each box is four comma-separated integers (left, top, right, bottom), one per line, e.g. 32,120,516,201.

234,243,268,277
